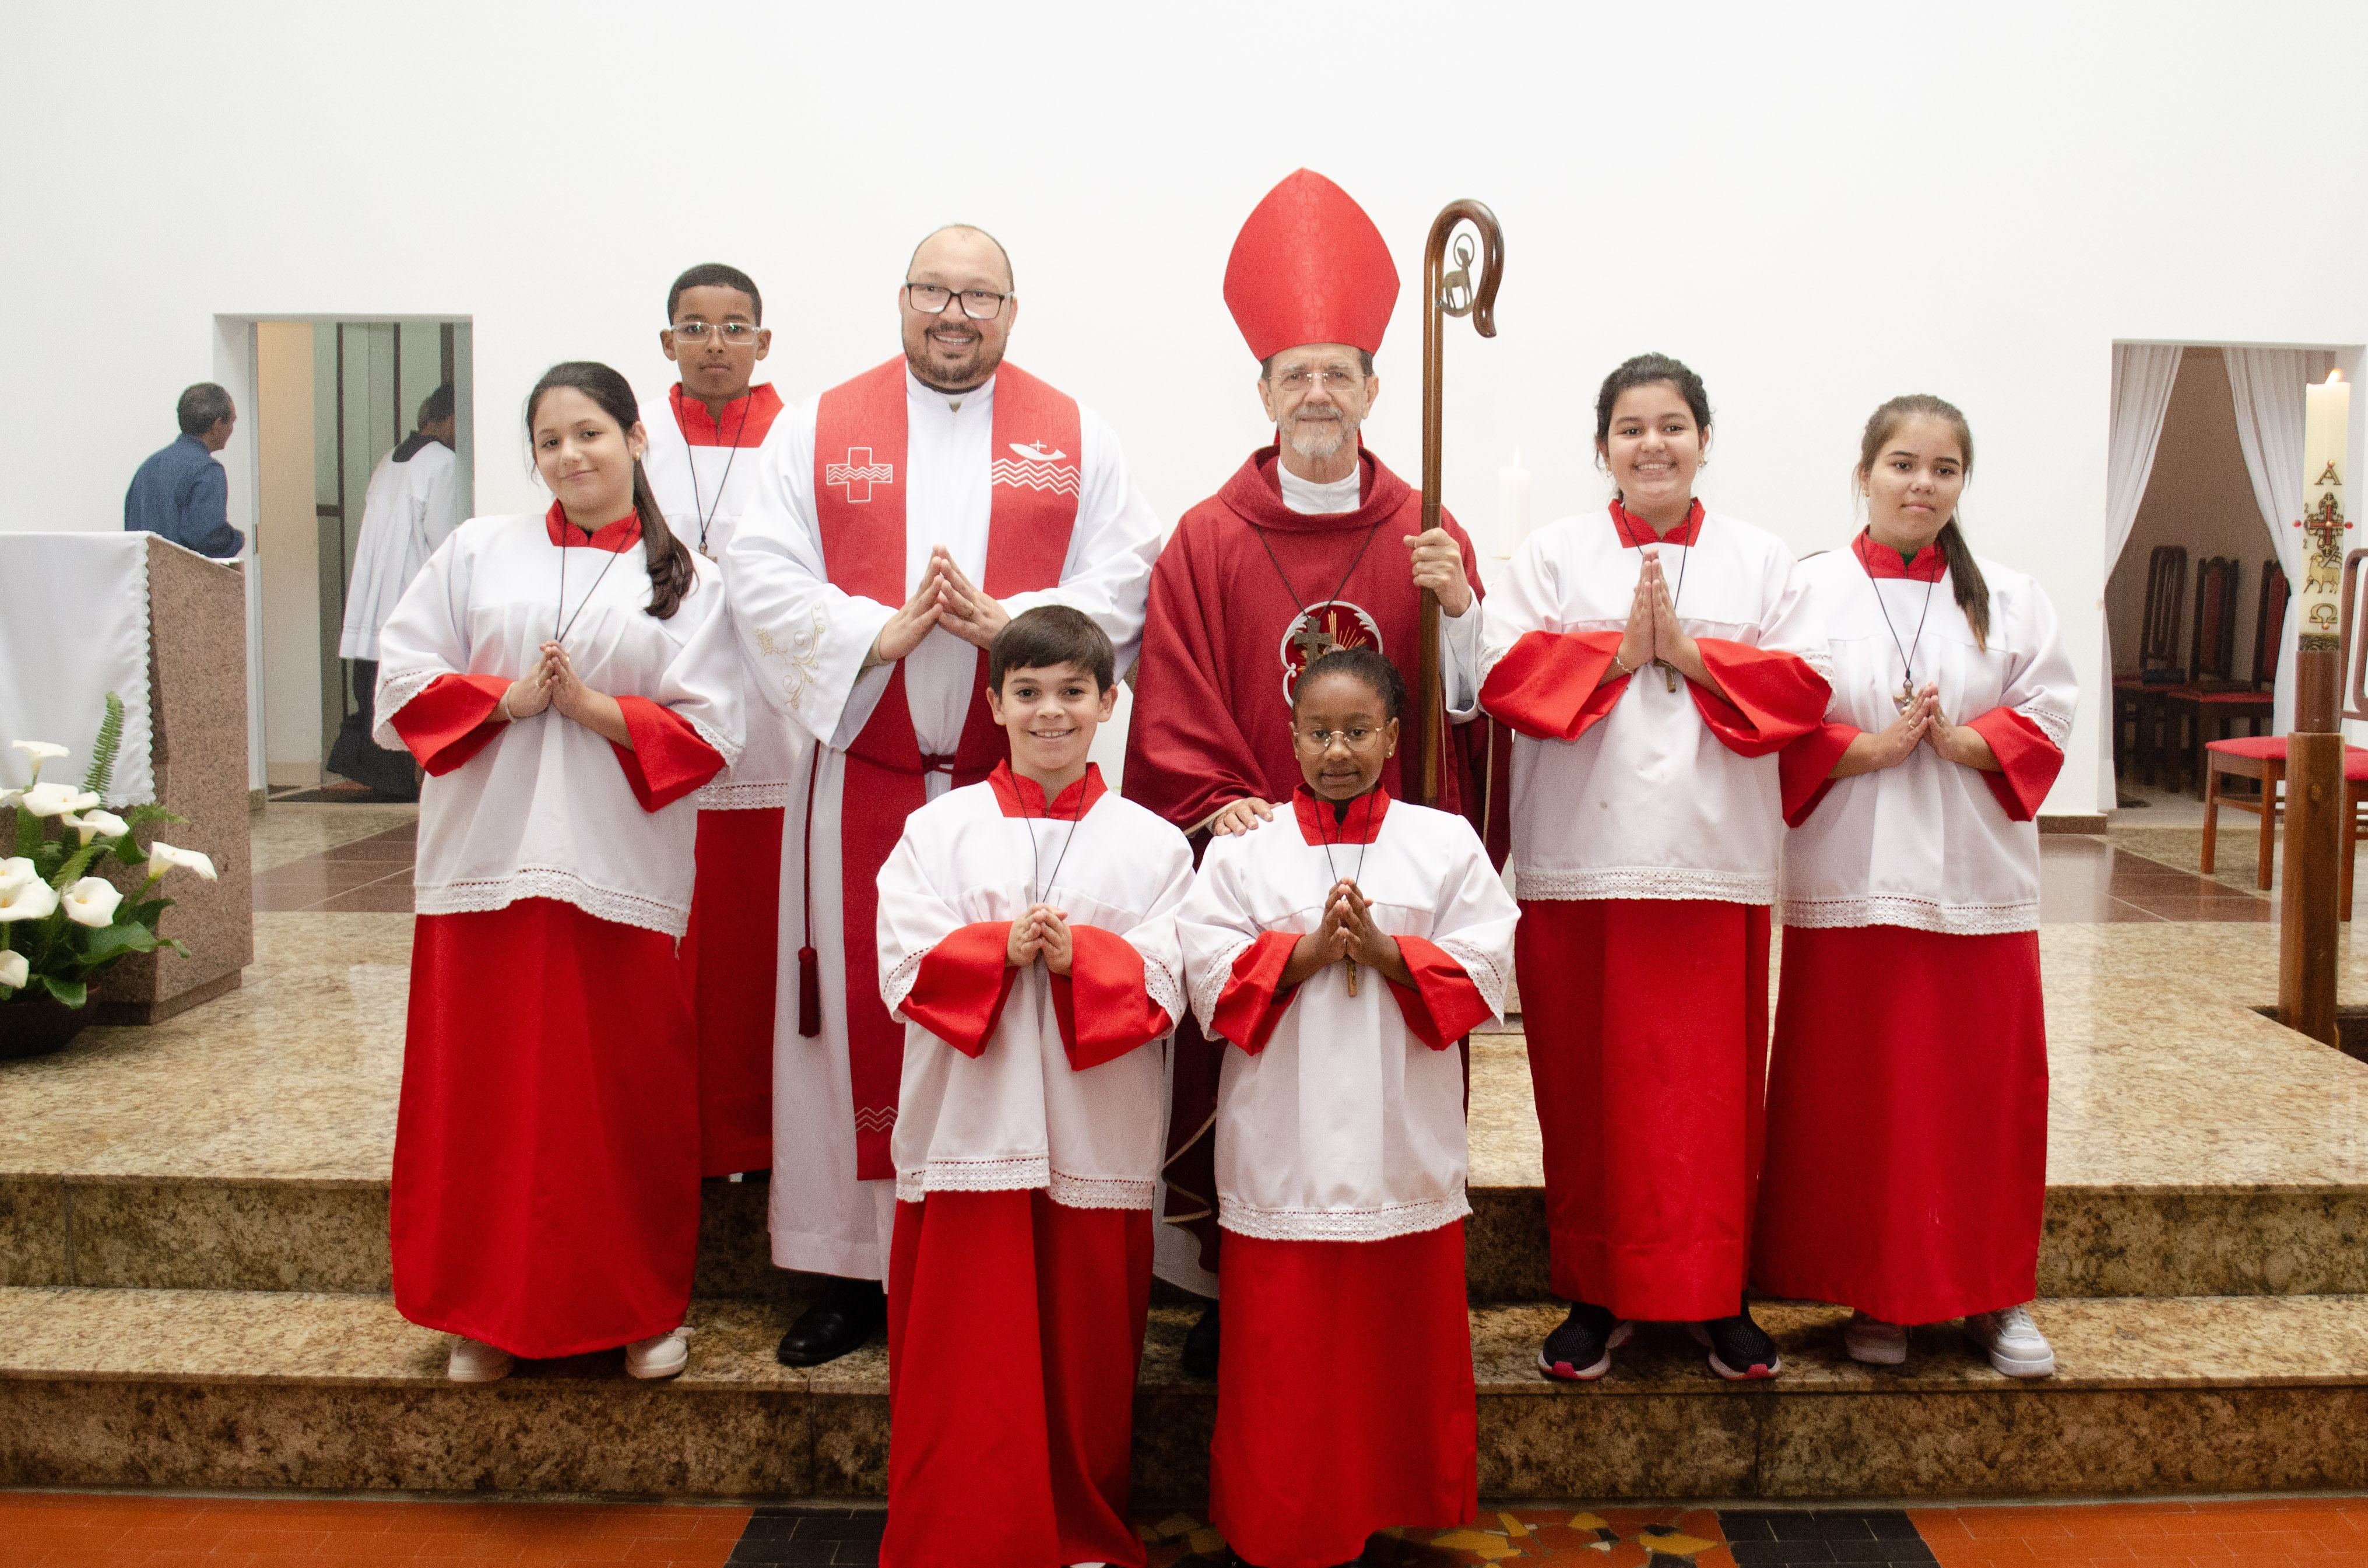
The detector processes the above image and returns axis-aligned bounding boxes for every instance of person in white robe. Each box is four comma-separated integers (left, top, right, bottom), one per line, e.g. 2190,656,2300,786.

725,224,1162,1367
329,382,459,799
1178,646,1516,1568
639,261,809,1180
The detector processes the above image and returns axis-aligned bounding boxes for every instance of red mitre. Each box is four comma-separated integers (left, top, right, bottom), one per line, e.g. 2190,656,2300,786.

1223,168,1400,361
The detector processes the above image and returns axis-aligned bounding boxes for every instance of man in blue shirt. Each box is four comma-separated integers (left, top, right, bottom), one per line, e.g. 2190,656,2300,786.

124,383,243,558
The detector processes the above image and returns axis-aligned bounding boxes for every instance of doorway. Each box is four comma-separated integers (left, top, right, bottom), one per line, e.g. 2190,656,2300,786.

252,319,473,796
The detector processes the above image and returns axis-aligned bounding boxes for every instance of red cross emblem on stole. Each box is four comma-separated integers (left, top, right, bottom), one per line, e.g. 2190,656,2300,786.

825,447,895,503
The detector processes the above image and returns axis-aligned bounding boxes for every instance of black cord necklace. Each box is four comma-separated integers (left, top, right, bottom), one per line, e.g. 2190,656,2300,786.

1024,774,1090,907
1251,511,1386,688
1626,498,1700,691
684,391,756,560
553,515,627,648
1314,787,1378,994
1863,529,1943,713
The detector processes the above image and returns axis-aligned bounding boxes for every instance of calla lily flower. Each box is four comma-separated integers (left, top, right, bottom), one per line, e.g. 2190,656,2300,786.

0,878,60,921
10,740,68,783
147,842,218,882
63,809,130,846
0,950,26,990
0,857,33,894
61,877,123,928
15,782,100,818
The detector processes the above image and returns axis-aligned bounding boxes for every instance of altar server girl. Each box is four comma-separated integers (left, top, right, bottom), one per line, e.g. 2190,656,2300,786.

1754,394,2075,1377
1478,354,1829,1384
873,606,1192,1568
1180,646,1516,1568
375,361,743,1384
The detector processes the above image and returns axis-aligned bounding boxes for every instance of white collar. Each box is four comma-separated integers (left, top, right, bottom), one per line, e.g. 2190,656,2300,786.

1277,459,1362,516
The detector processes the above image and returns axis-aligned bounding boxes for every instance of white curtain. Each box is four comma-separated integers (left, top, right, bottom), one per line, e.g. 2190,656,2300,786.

2099,344,2185,806
2223,347,2335,736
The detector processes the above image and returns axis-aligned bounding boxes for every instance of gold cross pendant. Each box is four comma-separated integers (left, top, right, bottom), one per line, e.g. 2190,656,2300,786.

1896,677,1916,713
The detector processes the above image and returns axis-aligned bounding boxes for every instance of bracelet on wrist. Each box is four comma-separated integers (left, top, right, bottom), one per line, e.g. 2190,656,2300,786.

1610,651,1635,677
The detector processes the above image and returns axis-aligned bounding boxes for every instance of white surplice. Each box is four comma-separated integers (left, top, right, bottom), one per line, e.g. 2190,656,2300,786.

1479,510,1828,904
1176,799,1517,1242
641,390,809,811
374,514,744,937
726,367,1164,1279
877,781,1192,1208
340,440,459,662
1779,549,2078,933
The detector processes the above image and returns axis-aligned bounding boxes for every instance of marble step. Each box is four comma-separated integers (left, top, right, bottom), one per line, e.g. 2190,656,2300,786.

5,1165,2362,1305
2,1286,2364,1503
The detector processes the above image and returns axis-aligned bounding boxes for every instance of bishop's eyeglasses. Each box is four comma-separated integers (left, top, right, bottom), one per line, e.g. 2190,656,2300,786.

668,321,761,343
905,283,1013,319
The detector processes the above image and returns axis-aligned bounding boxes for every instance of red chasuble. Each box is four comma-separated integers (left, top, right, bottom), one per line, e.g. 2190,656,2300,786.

814,358,1081,1180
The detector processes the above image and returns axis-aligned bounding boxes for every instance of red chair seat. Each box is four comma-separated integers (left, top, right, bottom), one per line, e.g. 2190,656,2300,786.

2188,689,2275,704
2205,734,2286,760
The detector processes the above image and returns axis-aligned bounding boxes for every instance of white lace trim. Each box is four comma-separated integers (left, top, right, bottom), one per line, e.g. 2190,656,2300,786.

1512,865,1775,904
1140,954,1182,1031
414,866,690,938
1779,894,2039,936
1794,644,1836,685
884,945,929,1012
692,779,792,811
684,713,742,772
1048,1170,1156,1210
372,666,447,751
1189,934,1257,1035
2021,702,2073,752
1436,937,1506,1019
1218,1191,1471,1243
894,1154,1049,1202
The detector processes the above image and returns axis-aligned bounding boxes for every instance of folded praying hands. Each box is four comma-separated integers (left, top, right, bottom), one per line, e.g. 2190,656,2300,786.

1283,879,1411,990
1008,902,1073,975
500,643,631,747
872,546,1011,666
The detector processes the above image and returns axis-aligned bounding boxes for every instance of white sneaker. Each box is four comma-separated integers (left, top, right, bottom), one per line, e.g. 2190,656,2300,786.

1963,1304,2055,1377
447,1337,514,1383
625,1325,695,1380
1843,1312,1907,1366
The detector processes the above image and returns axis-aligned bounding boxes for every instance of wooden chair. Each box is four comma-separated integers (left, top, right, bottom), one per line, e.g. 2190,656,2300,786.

2205,549,2366,916
2166,558,2280,796
2160,556,2241,794
2113,544,2187,781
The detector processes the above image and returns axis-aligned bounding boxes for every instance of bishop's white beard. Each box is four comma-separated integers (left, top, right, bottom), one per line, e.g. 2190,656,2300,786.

1284,409,1361,466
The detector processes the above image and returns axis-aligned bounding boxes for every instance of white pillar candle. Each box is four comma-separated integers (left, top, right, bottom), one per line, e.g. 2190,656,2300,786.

2299,372,2351,646
1497,448,1531,560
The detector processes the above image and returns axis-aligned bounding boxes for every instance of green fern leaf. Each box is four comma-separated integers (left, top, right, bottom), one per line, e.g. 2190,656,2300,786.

81,692,125,798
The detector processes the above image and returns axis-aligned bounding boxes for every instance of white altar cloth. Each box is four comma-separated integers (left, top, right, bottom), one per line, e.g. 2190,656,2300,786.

0,532,157,805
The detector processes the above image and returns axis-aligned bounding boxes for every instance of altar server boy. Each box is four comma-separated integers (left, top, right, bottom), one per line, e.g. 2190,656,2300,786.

1179,646,1517,1568
873,606,1192,1568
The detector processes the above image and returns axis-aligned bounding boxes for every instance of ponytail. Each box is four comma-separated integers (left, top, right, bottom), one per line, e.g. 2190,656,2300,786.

1936,516,1990,652
1857,392,1989,650
632,456,695,620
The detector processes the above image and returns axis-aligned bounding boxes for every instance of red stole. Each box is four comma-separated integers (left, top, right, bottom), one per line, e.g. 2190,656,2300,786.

813,357,1083,1179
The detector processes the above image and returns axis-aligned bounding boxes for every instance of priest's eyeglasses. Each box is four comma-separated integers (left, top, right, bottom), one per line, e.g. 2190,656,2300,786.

905,283,1013,319
668,322,760,343
1294,724,1386,753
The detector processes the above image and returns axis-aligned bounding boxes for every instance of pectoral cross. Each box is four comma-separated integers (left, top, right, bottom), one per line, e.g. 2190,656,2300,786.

1291,618,1339,666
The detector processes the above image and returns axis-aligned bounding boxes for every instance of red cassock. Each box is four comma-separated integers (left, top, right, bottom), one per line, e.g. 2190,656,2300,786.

377,508,737,1357
1123,444,1502,1282
1481,501,1829,1323
1753,533,2077,1324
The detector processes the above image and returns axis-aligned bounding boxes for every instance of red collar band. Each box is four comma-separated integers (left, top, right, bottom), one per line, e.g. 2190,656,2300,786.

1853,528,1946,582
1291,781,1390,845
1610,497,1704,549
544,500,642,552
989,760,1108,821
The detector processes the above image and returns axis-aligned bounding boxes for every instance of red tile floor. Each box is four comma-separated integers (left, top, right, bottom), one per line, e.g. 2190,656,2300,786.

7,1497,2366,1567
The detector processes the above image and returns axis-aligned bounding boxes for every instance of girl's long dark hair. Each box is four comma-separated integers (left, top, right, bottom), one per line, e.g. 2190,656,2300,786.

1857,393,1990,651
526,361,696,619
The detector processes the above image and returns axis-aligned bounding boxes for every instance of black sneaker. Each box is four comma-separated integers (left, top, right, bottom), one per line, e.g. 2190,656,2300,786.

1537,1300,1632,1381
1181,1299,1220,1380
1690,1306,1782,1380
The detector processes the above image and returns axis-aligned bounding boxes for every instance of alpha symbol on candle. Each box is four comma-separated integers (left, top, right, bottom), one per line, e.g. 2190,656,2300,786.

2318,460,2342,488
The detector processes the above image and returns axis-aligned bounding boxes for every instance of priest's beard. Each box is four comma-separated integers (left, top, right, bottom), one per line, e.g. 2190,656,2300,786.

1284,409,1362,467
905,323,1005,395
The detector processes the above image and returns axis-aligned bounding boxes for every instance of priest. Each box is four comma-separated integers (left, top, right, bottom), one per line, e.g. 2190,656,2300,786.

725,224,1164,1367
1120,167,1496,1369
641,262,806,1182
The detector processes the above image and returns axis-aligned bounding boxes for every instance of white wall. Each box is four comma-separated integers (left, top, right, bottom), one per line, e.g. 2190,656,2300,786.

12,1,2368,816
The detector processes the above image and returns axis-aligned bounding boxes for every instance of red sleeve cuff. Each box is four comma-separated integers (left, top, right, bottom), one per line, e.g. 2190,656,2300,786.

1384,935,1494,1051
1050,925,1174,1071
1780,722,1861,826
1688,640,1832,758
1480,630,1628,741
898,923,1020,1059
388,673,510,775
611,695,726,812
1210,930,1301,1055
1965,707,2063,822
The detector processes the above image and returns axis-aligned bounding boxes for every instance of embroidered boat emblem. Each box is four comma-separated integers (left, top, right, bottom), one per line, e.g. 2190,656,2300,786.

825,447,894,502
991,441,1082,497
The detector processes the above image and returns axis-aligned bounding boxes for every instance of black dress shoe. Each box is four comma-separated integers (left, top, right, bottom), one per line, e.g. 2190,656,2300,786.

775,1275,885,1367
1180,1299,1220,1379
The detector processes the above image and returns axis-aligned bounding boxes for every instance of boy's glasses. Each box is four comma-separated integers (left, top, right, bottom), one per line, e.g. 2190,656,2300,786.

1294,725,1385,753
668,322,760,343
